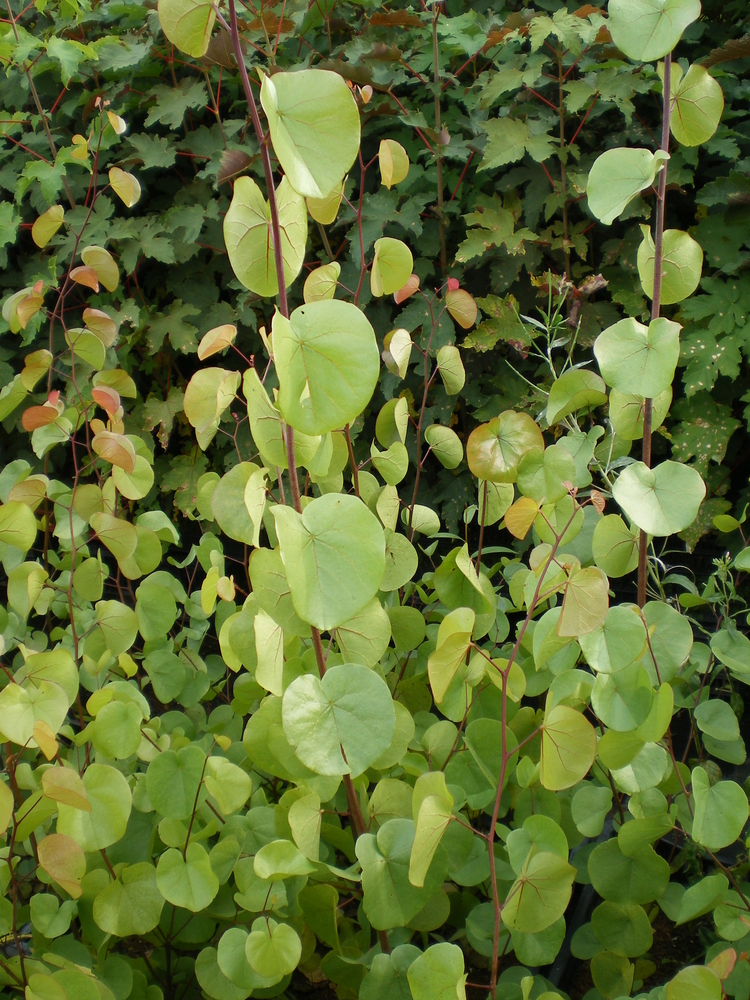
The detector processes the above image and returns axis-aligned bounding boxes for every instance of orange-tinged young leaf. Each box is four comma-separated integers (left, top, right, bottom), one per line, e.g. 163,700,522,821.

198,324,238,360
70,266,100,292
37,833,86,898
15,291,44,329
92,431,137,473
92,386,121,415
445,288,478,329
42,767,91,812
20,349,53,390
22,405,59,431
7,475,48,511
109,167,141,208
32,205,64,248
393,273,420,305
505,497,539,539
83,308,118,346
33,720,58,760
708,949,736,981
81,246,120,292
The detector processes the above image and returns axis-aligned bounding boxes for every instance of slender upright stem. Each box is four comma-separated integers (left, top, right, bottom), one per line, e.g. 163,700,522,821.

227,0,288,320
432,7,447,275
637,53,671,608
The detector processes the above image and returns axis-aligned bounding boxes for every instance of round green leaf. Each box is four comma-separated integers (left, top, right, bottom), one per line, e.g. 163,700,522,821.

591,951,634,1000
112,455,154,502
156,842,219,912
609,0,701,62
371,441,409,485
157,0,215,57
425,424,463,470
0,500,37,551
609,386,672,440
546,369,607,424
388,605,427,652
211,462,262,546
691,767,749,851
406,943,466,1000
223,176,306,297
91,700,142,759
272,493,385,630
184,367,240,450
666,966,721,1000
260,69,360,199
217,927,281,991
335,598,391,667
0,679,69,746
146,745,206,820
595,316,680,397
196,947,252,1000
540,705,597,790
273,300,379,436
379,139,410,189
253,839,317,880
501,851,576,933
56,763,131,852
640,600,693,682
517,444,576,504
436,345,465,395
507,815,569,876
579,605,647,674
282,662,396,776
245,918,301,979
467,411,544,483
592,514,639,578
572,785,613,838
356,819,448,929
637,227,703,305
671,63,724,146
588,839,669,904
711,627,750,676
381,529,418,592
303,262,340,303
587,147,669,225
371,238,413,297
591,901,653,957
558,566,609,637
612,460,706,536
135,582,178,641
592,661,653,732
93,863,164,936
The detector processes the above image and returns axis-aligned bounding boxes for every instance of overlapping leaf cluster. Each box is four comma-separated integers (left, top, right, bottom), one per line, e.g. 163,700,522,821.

1,3,750,1000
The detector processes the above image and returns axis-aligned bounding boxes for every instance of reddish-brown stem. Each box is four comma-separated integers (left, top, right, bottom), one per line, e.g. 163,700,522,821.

227,0,288,320
637,53,671,608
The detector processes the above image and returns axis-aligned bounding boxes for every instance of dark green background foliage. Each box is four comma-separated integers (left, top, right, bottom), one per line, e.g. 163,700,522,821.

2,2,750,1000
